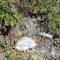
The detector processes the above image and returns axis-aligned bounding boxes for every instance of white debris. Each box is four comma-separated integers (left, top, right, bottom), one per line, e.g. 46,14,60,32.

16,37,37,50
39,32,53,39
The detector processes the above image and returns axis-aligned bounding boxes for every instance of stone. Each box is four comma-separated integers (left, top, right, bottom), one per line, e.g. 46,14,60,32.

0,53,5,60
16,36,37,50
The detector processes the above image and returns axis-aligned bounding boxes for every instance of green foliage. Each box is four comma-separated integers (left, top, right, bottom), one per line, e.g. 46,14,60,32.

0,0,26,30
0,2,17,27
47,0,60,36
0,0,60,36
18,0,60,36
17,0,51,13
0,0,60,37
14,56,23,60
58,57,60,60
3,37,11,60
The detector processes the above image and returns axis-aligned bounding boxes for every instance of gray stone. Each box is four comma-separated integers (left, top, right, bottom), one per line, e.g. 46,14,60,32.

23,18,40,36
0,53,5,60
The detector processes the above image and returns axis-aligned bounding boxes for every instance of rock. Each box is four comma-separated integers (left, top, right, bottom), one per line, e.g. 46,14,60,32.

12,23,20,37
24,17,40,36
51,47,56,58
12,17,40,37
34,36,60,60
16,36,37,50
31,52,47,60
0,53,5,60
36,16,41,21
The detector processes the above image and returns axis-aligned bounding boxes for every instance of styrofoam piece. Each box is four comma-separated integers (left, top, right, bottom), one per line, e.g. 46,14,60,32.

16,37,37,50
39,32,53,39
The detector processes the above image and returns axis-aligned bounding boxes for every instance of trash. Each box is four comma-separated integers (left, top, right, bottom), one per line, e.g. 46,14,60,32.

16,37,37,50
39,32,53,39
